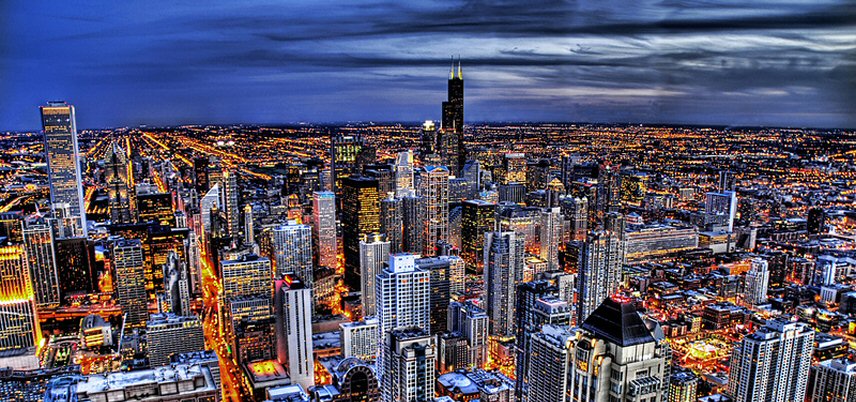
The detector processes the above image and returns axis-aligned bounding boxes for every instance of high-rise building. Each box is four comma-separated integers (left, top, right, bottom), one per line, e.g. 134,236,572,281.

742,258,769,306
417,166,450,256
461,199,495,273
379,195,403,254
401,195,426,254
382,328,436,402
104,141,135,224
669,371,698,402
342,176,380,290
577,229,624,322
483,231,525,338
312,191,338,269
728,318,814,402
375,254,430,378
705,191,737,232
811,357,856,402
359,234,390,317
719,170,735,192
40,102,87,238
199,183,220,234
447,301,488,369
331,134,366,196
112,239,148,328
513,280,563,396
562,196,588,242
220,254,272,301
340,317,379,362
271,220,313,287
221,170,241,238
22,219,60,307
274,276,315,390
503,153,527,185
808,206,827,235
567,298,669,402
136,192,175,227
539,207,562,271
526,324,574,402
394,151,415,196
55,237,94,296
0,245,39,356
415,256,456,335
146,313,205,367
441,60,465,175
244,204,255,244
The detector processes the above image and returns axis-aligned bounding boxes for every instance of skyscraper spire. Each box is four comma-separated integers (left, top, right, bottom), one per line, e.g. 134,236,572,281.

450,56,455,80
457,56,462,79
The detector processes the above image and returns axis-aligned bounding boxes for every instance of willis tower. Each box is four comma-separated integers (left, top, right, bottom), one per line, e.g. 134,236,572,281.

441,58,465,176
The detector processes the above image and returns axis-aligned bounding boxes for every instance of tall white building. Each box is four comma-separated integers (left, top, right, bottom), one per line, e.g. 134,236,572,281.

484,231,525,338
383,328,436,402
340,317,379,361
221,170,241,238
527,324,574,402
742,258,769,306
40,101,86,237
275,277,315,390
311,191,337,269
417,166,449,256
359,234,390,317
811,358,856,402
271,220,313,287
394,150,415,196
375,254,430,379
728,318,814,402
199,183,220,234
22,220,60,307
243,204,255,244
539,207,562,271
577,229,624,322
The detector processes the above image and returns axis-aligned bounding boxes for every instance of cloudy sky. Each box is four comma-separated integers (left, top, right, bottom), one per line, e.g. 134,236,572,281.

1,1,855,130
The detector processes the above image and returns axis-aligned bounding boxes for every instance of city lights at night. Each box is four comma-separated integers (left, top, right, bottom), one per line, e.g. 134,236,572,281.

1,1,856,402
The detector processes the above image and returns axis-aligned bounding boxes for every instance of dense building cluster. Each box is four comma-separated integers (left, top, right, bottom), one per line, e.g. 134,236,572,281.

0,64,854,402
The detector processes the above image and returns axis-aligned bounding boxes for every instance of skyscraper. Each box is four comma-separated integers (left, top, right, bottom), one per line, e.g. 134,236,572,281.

705,191,737,232
104,141,134,224
441,59,465,175
415,256,455,335
375,254,430,379
483,231,525,338
562,196,588,242
271,220,314,287
382,328,436,402
577,229,624,322
312,191,338,269
359,233,390,317
146,313,205,367
811,357,856,402
461,199,495,273
503,153,527,185
379,195,403,254
0,244,39,356
394,150,415,196
221,170,241,238
243,204,254,244
22,219,60,307
342,176,380,290
275,276,315,390
526,324,574,402
40,101,86,237
539,207,562,271
220,254,272,301
417,166,449,256
729,318,813,402
447,301,488,369
401,195,426,254
742,258,769,306
331,134,365,196
669,371,699,402
112,239,148,328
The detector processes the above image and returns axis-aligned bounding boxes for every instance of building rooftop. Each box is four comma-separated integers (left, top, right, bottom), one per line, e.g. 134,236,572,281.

580,297,656,347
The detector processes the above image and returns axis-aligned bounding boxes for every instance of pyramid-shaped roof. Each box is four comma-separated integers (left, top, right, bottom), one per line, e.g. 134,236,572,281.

580,297,656,347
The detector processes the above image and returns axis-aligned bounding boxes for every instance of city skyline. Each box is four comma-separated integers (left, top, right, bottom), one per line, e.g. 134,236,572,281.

2,1,856,131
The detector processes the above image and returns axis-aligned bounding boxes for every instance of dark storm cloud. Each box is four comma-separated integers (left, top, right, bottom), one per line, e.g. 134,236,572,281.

0,0,854,130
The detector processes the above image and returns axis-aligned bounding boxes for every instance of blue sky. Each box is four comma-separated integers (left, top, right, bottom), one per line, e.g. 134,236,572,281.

1,1,855,130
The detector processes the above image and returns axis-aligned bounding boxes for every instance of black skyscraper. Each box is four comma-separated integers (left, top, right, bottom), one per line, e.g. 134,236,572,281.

441,58,464,175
